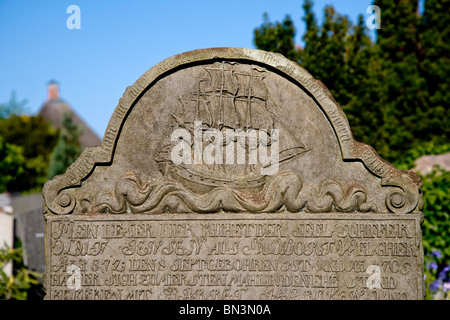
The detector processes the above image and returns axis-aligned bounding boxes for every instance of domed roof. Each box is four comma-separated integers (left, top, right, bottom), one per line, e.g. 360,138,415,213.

38,82,102,149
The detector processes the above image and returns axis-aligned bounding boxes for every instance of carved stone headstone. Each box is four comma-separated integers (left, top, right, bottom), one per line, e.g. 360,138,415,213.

43,48,424,300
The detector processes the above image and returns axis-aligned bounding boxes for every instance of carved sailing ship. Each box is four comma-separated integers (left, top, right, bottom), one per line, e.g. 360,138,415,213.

155,62,310,194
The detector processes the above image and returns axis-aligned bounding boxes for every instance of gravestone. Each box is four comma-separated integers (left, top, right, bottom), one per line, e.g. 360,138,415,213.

15,208,46,274
42,48,424,300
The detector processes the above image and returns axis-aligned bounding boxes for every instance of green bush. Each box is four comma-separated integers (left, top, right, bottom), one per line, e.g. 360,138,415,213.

0,135,26,194
421,168,450,260
0,242,42,300
420,168,450,299
394,142,450,171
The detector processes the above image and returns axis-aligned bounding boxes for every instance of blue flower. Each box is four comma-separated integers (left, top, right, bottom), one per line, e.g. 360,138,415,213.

438,265,450,281
429,261,438,271
432,250,442,259
429,280,442,292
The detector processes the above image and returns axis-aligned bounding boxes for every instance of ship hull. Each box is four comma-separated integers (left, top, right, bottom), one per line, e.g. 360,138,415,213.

168,165,266,195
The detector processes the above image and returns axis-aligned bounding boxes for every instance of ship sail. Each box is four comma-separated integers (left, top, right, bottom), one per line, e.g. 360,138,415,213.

202,66,238,95
157,62,310,194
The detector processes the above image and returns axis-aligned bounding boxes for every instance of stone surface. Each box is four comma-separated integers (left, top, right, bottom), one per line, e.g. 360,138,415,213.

11,193,43,216
15,208,46,274
413,152,450,175
45,213,423,300
42,48,424,300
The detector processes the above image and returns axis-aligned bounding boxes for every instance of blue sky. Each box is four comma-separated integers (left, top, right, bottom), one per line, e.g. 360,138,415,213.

0,0,375,139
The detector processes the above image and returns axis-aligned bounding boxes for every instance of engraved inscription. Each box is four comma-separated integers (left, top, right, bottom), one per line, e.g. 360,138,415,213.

45,214,422,300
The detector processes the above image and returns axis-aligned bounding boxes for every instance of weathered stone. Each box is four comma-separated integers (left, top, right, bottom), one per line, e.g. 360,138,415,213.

413,152,450,175
42,48,424,300
15,208,46,274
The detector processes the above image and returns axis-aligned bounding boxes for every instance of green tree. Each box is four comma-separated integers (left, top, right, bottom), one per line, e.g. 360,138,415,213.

254,13,300,62
0,115,58,192
342,16,385,150
253,0,449,164
0,114,58,161
373,0,428,161
300,2,352,105
48,113,82,179
0,135,26,193
0,92,59,192
419,0,450,145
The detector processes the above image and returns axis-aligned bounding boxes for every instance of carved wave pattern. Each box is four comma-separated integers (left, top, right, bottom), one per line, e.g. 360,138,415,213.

93,171,377,214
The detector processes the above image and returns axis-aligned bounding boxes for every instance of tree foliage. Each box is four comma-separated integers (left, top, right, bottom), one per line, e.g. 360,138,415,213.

0,242,42,300
0,135,26,193
0,114,58,193
48,112,82,179
0,114,58,161
421,167,450,299
419,0,450,144
254,13,300,62
253,0,449,164
0,92,59,192
421,169,450,259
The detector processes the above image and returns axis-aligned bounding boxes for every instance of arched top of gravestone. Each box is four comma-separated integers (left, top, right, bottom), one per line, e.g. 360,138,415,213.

42,48,423,216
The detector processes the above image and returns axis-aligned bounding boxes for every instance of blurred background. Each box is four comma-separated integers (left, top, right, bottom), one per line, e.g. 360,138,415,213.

0,0,448,300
